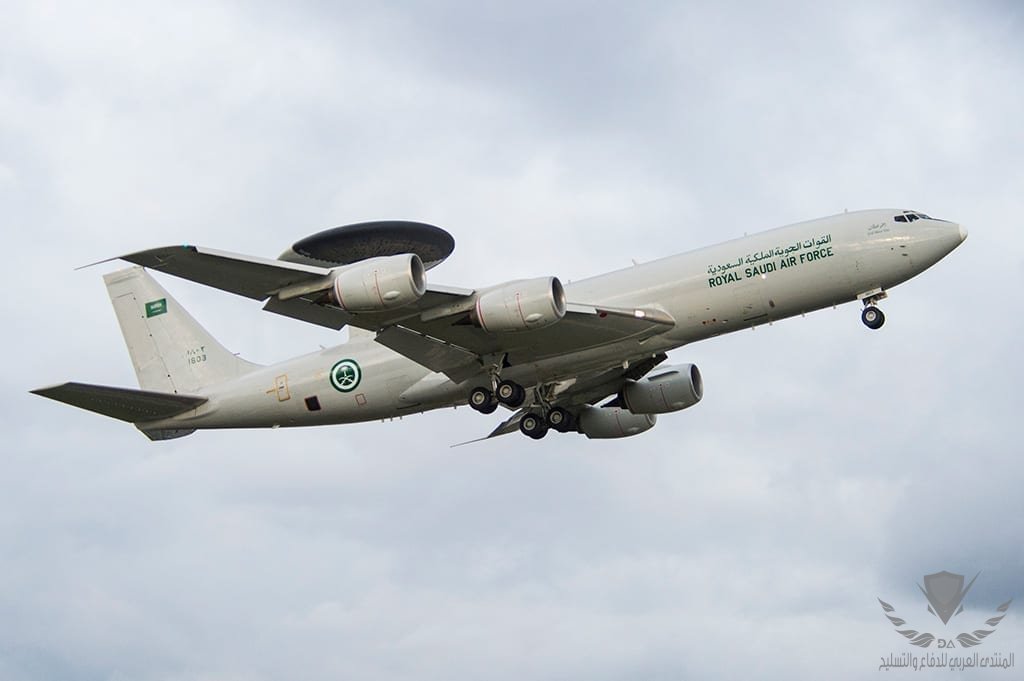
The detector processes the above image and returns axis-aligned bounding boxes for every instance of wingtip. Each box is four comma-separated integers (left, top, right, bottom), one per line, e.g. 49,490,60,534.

75,245,200,271
74,256,119,271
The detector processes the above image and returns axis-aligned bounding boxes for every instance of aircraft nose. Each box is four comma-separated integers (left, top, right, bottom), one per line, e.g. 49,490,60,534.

958,223,968,242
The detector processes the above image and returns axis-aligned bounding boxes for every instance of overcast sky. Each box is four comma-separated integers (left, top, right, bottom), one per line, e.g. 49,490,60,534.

3,1,1023,679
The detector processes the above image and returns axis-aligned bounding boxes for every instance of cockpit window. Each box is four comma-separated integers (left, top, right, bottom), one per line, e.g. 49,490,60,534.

894,211,932,223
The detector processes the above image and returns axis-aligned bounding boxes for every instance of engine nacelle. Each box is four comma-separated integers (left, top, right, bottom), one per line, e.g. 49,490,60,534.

577,406,657,439
330,254,426,312
620,364,703,414
474,277,566,332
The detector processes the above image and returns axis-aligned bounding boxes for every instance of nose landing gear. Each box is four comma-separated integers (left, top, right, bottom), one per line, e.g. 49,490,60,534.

861,305,885,330
858,288,888,330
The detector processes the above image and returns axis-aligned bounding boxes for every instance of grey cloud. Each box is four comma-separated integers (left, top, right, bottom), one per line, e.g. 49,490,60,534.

3,0,1022,679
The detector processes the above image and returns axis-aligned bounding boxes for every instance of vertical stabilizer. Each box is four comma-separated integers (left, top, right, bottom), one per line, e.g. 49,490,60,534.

104,267,261,393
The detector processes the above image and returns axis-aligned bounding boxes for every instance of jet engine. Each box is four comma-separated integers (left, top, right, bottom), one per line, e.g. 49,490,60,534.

330,254,426,312
577,406,657,439
619,364,703,414
474,277,566,332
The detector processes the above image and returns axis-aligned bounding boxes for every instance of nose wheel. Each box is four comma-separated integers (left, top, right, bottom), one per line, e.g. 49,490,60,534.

858,289,888,330
861,305,885,330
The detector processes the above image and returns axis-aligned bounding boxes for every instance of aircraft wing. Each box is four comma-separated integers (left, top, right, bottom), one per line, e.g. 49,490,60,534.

116,245,331,300
369,302,674,382
108,245,473,330
108,244,674,378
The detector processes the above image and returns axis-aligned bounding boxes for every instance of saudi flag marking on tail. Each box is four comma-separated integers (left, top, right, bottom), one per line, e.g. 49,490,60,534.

145,298,167,317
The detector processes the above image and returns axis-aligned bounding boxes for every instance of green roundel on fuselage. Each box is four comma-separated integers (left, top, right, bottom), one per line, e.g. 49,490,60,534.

329,359,362,393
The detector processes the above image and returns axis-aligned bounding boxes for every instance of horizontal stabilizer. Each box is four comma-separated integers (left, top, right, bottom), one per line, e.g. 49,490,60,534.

31,382,207,423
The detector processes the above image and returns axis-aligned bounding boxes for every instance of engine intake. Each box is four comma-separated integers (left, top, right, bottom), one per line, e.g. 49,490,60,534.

474,277,566,332
620,364,703,414
330,254,426,312
577,406,657,439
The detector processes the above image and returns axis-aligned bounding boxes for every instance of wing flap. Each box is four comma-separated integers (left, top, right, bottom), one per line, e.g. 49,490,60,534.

374,326,482,383
392,303,675,364
31,382,207,422
262,296,352,330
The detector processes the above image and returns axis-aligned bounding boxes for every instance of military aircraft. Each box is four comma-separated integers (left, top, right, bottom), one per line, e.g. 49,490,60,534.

32,209,966,442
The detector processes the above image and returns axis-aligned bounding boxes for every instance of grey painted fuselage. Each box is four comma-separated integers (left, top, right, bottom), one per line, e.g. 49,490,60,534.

142,209,965,432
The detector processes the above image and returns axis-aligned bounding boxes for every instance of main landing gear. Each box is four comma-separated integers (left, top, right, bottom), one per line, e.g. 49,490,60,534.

517,407,578,440
467,379,578,440
519,412,548,440
495,380,526,408
468,386,499,414
545,406,576,433
468,379,527,414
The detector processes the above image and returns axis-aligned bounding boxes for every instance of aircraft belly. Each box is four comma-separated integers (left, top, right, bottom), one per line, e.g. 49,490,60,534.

143,347,433,430
761,255,856,317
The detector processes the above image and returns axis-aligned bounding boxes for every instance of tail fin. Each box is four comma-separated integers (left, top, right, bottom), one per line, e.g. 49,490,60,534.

104,266,261,393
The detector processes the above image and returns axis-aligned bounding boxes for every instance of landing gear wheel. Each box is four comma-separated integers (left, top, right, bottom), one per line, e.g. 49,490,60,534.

496,380,526,408
469,386,499,414
519,413,549,440
861,305,885,330
546,406,575,433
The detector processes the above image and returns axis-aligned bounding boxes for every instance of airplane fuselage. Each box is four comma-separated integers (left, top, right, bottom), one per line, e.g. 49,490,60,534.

138,209,965,432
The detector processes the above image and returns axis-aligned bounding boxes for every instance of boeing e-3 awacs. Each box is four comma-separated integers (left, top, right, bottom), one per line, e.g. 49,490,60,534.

32,209,966,442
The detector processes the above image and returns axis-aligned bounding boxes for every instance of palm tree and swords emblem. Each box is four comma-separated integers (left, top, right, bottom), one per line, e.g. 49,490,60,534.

330,359,362,393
